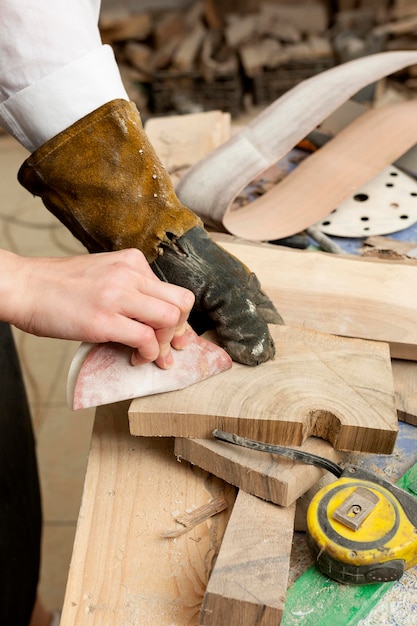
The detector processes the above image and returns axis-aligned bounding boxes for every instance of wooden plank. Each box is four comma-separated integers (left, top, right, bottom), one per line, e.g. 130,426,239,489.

176,51,417,239
392,359,417,426
129,325,398,454
60,401,236,626
199,490,295,625
144,110,231,187
213,236,417,361
360,235,417,262
175,435,342,506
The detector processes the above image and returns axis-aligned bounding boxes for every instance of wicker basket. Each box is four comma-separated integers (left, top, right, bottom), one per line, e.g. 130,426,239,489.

252,57,335,104
150,69,243,117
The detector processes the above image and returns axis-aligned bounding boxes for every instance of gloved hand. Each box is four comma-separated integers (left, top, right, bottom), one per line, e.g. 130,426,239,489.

18,99,283,365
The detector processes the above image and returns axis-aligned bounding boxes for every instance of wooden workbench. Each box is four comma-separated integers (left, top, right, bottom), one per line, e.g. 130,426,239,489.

60,400,236,625
60,402,417,625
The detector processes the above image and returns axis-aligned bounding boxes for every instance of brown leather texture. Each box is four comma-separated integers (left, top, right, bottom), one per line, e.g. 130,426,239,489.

18,99,201,262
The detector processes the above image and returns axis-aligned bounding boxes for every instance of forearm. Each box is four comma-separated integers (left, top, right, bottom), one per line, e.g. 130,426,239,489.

0,0,128,151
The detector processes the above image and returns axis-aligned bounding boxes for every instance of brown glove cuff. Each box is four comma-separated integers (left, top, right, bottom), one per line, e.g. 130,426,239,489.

17,99,201,262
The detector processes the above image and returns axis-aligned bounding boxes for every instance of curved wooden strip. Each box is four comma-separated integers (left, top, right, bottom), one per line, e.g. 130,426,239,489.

176,51,417,240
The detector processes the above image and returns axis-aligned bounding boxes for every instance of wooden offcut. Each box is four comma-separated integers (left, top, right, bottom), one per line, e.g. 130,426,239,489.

215,236,417,360
199,490,295,626
129,325,398,454
175,435,342,506
392,359,417,426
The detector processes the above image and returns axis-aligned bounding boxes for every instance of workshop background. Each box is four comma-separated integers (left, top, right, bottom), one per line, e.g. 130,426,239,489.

1,0,417,615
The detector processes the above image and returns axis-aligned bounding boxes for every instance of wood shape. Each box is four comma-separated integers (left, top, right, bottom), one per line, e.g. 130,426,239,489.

360,235,417,262
60,401,236,626
392,359,417,426
129,325,398,454
174,435,342,507
176,51,417,240
67,326,232,410
144,109,231,187
199,490,295,626
215,236,417,361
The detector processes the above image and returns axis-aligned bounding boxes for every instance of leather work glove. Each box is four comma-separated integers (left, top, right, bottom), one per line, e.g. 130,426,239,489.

18,99,283,365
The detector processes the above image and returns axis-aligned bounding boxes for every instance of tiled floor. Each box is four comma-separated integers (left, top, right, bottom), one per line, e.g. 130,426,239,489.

0,134,95,612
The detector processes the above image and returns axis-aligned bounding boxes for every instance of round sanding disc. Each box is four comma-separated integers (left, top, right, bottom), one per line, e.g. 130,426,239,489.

315,165,417,237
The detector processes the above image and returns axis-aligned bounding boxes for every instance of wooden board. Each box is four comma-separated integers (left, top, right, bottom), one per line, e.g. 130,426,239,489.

175,435,342,506
60,401,236,626
214,236,417,361
144,110,231,187
129,325,398,454
392,359,417,426
199,490,295,626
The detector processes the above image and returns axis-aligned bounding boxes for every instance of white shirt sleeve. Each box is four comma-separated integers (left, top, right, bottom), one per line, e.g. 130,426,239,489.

0,0,129,152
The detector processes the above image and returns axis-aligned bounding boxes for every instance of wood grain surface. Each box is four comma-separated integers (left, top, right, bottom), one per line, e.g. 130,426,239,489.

129,325,398,453
214,236,417,360
174,435,341,506
199,490,295,625
392,359,417,426
60,401,236,626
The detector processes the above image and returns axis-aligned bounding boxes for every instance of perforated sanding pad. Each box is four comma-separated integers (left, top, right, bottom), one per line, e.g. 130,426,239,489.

314,165,417,237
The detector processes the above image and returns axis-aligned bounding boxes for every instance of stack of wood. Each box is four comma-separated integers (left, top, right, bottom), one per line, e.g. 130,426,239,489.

98,0,417,117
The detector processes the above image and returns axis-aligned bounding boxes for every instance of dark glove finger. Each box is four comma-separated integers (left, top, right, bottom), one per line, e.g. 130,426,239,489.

152,226,283,365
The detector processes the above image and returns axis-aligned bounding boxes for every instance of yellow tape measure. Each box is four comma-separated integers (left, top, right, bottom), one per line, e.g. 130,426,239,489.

212,430,417,585
306,465,417,584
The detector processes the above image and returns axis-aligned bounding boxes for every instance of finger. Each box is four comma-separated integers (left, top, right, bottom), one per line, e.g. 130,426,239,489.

171,322,192,350
153,325,176,369
105,316,160,364
133,274,195,322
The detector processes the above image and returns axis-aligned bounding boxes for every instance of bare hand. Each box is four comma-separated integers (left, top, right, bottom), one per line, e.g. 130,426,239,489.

0,248,195,369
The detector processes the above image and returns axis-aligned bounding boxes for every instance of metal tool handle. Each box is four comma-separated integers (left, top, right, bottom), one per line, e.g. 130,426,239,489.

212,429,343,477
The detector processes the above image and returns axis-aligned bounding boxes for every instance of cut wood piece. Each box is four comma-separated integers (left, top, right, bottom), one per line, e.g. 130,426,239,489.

144,110,231,186
392,359,417,426
214,235,417,361
175,435,342,506
224,14,260,48
239,38,288,77
201,30,239,81
172,20,206,70
199,490,295,626
259,2,329,34
129,325,398,454
153,11,184,49
360,235,417,262
99,12,153,43
60,402,236,626
176,51,417,239
68,326,232,410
